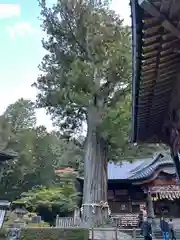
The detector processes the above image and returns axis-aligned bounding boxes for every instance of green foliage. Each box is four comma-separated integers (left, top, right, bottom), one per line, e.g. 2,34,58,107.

34,0,131,136
20,228,89,240
27,222,50,228
0,98,82,201
0,228,6,238
4,98,36,132
33,0,164,161
102,94,168,160
51,136,84,173
13,173,79,214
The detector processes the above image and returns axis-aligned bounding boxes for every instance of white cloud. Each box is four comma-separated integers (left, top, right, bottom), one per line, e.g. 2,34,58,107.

0,4,20,19
6,22,40,39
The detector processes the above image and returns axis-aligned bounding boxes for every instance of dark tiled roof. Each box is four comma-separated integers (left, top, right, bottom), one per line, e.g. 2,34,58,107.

108,153,175,180
130,0,180,143
108,158,152,179
0,150,17,162
129,154,173,180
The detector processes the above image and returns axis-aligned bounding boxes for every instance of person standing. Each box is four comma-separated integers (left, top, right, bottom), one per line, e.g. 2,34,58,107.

138,210,143,228
169,218,176,240
142,206,148,221
160,217,170,240
140,217,152,240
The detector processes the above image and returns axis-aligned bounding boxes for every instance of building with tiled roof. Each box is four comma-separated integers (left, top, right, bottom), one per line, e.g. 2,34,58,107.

78,153,180,227
107,152,175,181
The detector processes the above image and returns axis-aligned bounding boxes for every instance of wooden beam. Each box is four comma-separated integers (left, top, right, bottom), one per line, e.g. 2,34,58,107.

171,148,180,182
171,41,180,53
138,0,180,39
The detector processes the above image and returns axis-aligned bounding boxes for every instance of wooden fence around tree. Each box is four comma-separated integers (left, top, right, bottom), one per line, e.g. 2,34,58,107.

55,214,139,228
55,216,81,228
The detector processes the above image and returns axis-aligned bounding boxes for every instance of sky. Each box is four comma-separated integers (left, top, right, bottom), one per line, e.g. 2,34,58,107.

0,0,130,130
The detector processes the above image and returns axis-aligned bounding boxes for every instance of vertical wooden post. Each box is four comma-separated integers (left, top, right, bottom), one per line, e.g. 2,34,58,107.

171,148,180,182
115,227,118,240
55,214,59,227
147,190,155,220
132,228,136,240
91,228,94,240
147,190,157,233
128,196,132,212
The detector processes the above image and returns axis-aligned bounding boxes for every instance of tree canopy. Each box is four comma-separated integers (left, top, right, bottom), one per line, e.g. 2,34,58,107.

4,98,36,132
0,98,83,202
34,0,131,142
34,0,164,161
13,173,80,223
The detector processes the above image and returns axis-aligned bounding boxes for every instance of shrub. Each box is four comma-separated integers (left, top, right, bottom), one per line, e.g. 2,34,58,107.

26,221,50,228
20,228,89,240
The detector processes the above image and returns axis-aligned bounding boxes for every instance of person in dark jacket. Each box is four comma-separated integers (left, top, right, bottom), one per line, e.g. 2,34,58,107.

138,210,143,228
160,217,169,240
140,218,152,240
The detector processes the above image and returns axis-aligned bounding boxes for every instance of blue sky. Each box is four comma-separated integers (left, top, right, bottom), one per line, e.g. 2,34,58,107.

0,0,130,130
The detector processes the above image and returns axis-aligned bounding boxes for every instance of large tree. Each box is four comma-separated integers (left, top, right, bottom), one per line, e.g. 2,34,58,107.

34,0,131,225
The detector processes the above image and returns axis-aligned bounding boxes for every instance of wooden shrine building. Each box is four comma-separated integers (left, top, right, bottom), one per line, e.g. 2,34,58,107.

130,0,180,179
78,153,180,227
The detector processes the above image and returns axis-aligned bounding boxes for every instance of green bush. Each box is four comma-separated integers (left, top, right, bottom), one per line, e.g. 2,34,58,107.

20,228,89,240
26,221,50,228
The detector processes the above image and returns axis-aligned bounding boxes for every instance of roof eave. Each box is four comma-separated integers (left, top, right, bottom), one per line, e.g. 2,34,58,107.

131,0,143,143
0,151,18,162
77,177,137,183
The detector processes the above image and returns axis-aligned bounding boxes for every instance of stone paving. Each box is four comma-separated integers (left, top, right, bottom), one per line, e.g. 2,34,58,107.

89,228,180,240
89,229,135,240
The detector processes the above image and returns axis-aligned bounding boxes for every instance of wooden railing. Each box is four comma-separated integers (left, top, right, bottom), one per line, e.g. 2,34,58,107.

55,214,139,228
55,216,81,228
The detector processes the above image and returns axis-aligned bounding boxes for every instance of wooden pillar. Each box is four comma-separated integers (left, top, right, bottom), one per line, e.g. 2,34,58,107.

171,148,180,182
146,190,155,222
128,196,132,213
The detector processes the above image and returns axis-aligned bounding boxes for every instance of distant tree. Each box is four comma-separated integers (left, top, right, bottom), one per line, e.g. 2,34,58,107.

0,102,83,201
4,98,36,131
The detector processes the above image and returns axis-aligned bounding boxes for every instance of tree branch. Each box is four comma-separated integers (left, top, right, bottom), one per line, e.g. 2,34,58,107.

62,4,90,61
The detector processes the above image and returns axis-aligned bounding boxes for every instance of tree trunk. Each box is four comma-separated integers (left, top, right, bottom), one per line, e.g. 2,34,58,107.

82,109,108,227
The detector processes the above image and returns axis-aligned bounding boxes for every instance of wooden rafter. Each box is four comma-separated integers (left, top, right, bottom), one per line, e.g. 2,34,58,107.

138,0,180,39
